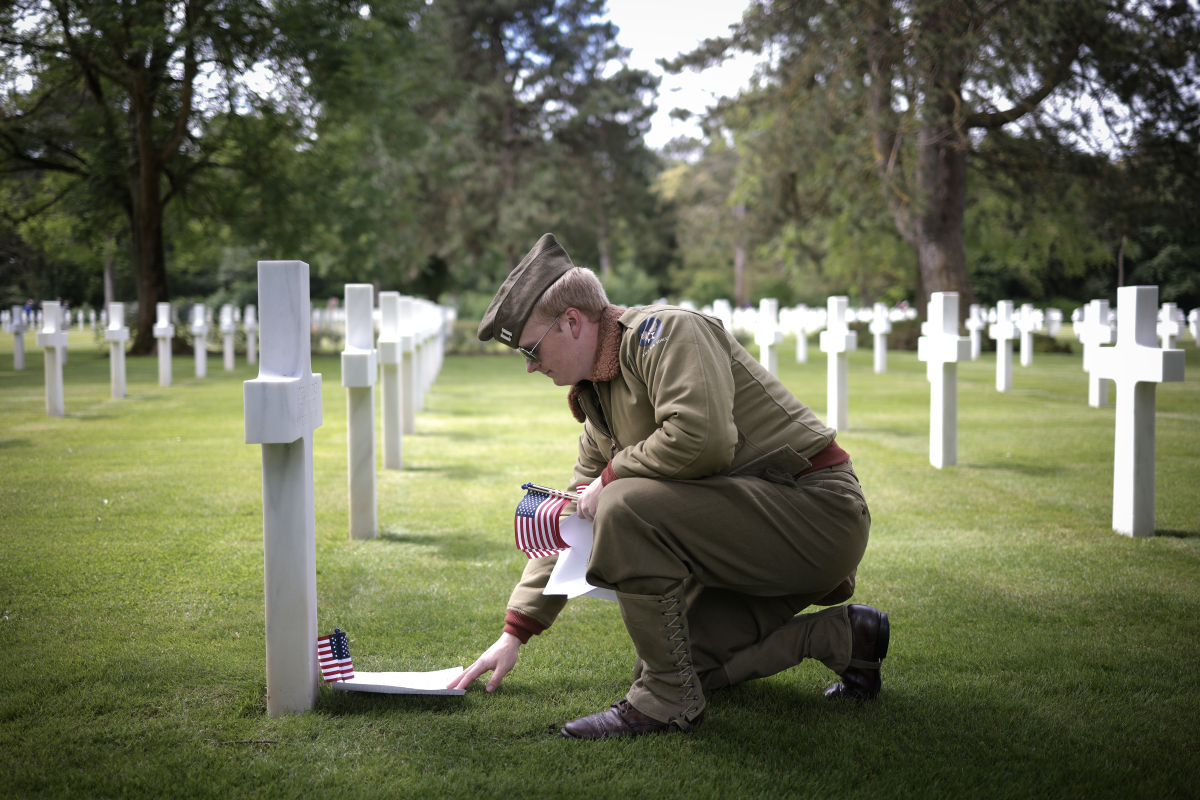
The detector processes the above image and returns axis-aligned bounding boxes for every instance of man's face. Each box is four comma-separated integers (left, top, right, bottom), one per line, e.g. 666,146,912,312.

518,309,594,386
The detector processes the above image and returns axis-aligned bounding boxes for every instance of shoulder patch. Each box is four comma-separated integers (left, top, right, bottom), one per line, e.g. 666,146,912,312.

636,317,663,348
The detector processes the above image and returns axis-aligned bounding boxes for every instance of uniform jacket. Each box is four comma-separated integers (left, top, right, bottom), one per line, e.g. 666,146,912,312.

506,304,838,634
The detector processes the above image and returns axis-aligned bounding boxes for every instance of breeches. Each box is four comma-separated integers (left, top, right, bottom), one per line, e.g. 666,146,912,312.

587,461,871,687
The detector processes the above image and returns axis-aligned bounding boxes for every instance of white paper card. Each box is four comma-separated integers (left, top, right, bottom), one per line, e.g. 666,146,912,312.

543,515,618,602
330,667,467,695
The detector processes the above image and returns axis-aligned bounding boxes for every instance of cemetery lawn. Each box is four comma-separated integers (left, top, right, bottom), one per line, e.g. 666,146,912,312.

2,333,1199,800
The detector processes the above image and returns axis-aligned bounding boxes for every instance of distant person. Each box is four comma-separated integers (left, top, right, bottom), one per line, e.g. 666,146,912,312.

451,234,888,739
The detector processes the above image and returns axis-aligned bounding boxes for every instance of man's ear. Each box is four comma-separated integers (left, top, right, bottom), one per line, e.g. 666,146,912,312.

565,307,583,338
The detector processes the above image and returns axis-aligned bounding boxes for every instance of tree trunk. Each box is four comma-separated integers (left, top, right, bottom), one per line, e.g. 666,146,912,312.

128,87,170,355
913,126,975,314
597,204,611,279
103,235,116,309
733,202,746,306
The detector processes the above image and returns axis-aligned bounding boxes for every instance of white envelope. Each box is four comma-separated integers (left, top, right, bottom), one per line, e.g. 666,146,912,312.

543,514,618,602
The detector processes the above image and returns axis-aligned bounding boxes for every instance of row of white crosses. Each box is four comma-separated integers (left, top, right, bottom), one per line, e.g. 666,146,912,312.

339,285,454,540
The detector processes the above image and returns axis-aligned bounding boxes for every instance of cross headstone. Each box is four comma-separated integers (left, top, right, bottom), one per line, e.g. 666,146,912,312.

57,304,68,365
1045,308,1063,338
1078,299,1116,407
1016,303,1041,367
1189,308,1199,345
819,296,857,431
341,284,377,540
378,291,404,470
88,309,96,329
104,302,129,398
243,260,323,715
36,301,68,416
244,305,258,366
10,305,26,371
755,298,782,376
1157,302,1185,349
1092,286,1185,537
918,293,971,468
192,304,209,378
792,304,809,363
869,302,891,374
221,304,237,371
712,299,734,337
399,297,417,435
988,301,1017,392
965,303,986,361
153,303,175,387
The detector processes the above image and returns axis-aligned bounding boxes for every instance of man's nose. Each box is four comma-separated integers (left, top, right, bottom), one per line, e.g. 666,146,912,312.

526,359,539,374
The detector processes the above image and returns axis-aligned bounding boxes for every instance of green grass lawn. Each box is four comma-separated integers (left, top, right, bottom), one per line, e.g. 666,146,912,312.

1,332,1198,799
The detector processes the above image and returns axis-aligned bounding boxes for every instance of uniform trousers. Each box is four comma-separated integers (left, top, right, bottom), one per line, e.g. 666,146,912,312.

587,461,871,689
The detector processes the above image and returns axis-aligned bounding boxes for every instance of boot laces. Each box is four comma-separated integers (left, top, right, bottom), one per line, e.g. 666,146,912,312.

659,595,699,721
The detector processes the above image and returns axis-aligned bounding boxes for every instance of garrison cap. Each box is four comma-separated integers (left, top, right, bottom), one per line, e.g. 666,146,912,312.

477,233,575,346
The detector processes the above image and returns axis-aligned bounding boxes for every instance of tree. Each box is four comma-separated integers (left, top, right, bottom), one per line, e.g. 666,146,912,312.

0,0,411,351
668,0,1200,312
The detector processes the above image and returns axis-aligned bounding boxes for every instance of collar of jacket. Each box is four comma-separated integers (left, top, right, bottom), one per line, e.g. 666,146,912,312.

567,304,626,423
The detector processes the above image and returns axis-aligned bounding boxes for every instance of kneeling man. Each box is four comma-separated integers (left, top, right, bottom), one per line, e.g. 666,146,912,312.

450,234,889,738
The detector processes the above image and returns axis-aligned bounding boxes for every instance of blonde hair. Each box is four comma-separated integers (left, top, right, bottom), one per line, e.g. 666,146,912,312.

531,266,609,325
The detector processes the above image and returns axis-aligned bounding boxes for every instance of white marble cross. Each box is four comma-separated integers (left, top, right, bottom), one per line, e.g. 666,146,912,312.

244,305,258,366
869,302,891,374
10,305,26,371
36,301,68,416
56,304,68,365
341,284,377,540
1157,303,1185,349
790,304,810,363
221,304,237,371
1045,309,1063,338
191,304,209,378
988,301,1017,392
105,302,129,398
965,303,986,361
399,297,417,435
1092,286,1185,537
819,296,857,431
243,260,323,715
378,291,404,470
918,293,972,468
755,298,782,376
1016,303,1041,367
712,299,734,338
1079,300,1116,407
152,303,174,387
1188,308,1199,345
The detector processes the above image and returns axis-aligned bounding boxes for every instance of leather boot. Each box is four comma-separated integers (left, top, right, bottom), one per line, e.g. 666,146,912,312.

824,604,889,700
561,587,704,739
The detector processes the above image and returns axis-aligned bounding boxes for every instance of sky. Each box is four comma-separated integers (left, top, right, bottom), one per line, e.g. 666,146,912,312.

601,0,760,150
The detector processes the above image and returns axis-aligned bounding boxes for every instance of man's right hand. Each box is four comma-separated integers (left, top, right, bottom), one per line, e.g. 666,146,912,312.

446,631,521,692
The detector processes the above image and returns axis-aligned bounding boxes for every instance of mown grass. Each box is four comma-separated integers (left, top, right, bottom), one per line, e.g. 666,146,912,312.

1,330,1198,799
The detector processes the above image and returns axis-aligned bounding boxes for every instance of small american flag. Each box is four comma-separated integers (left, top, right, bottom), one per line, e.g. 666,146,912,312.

514,485,577,559
317,628,354,682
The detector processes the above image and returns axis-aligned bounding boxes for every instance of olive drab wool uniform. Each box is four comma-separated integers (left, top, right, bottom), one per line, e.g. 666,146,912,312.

506,304,872,711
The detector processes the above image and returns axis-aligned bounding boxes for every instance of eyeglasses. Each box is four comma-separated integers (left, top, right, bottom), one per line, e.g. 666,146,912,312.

518,312,565,365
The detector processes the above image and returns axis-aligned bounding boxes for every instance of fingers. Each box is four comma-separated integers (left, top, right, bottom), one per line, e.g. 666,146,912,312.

447,658,491,690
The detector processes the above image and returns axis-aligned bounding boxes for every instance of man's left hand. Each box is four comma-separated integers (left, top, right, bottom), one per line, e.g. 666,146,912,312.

577,478,604,521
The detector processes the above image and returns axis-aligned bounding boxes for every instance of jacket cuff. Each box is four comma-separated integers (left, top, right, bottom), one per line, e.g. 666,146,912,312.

503,609,548,645
600,461,619,486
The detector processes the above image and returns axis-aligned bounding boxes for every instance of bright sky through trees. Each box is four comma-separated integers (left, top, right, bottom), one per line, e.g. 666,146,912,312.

603,0,756,149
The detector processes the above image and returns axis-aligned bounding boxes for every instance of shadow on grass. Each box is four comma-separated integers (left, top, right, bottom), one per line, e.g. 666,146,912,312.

960,462,1065,476
1156,529,1200,538
318,688,469,717
380,529,512,561
0,438,31,449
